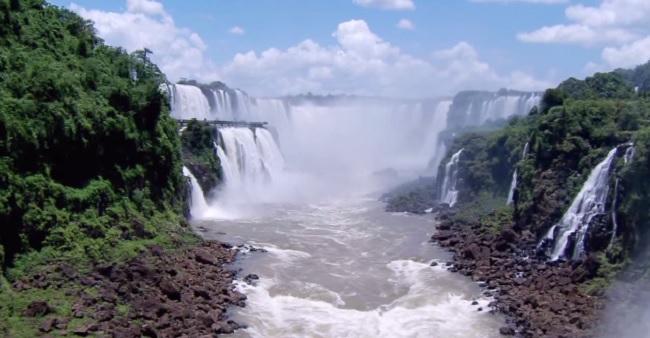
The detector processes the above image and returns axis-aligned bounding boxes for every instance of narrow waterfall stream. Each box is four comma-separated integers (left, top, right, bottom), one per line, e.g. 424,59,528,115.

439,149,464,207
540,147,619,260
507,142,529,205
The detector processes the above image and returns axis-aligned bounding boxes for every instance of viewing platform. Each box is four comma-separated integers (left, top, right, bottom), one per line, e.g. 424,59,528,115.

175,119,268,129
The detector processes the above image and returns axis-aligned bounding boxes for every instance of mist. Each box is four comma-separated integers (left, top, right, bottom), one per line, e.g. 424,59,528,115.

596,248,650,338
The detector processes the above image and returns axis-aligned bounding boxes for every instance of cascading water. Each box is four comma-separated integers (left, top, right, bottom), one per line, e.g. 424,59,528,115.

448,91,540,130
507,142,530,205
169,83,292,127
540,147,619,260
217,127,285,196
172,84,212,120
424,100,452,174
169,82,530,337
439,149,463,207
182,166,210,218
609,143,636,247
624,144,636,164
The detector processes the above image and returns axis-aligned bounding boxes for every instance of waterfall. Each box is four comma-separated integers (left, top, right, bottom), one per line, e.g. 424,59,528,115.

255,128,285,177
172,84,212,120
540,147,619,261
211,89,235,120
450,91,541,130
425,100,452,174
439,149,463,207
169,83,292,128
182,166,210,218
217,127,285,192
609,178,621,248
506,171,518,206
609,143,636,247
507,142,530,205
624,144,636,164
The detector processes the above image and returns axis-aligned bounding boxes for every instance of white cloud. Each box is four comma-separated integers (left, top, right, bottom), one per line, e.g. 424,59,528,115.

69,0,219,82
353,0,415,10
396,19,415,30
221,21,552,97
517,24,636,45
126,0,165,16
517,0,650,71
471,0,567,4
70,1,551,97
602,36,650,68
229,26,245,35
565,0,650,27
518,0,650,45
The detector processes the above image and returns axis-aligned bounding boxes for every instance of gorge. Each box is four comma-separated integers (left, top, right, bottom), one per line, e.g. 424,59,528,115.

174,82,540,337
3,1,650,338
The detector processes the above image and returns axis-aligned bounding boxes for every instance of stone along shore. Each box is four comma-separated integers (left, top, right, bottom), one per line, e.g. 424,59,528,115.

13,241,246,337
432,212,601,338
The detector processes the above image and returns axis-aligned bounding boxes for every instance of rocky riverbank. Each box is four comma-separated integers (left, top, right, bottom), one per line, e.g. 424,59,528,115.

9,241,245,337
432,211,601,338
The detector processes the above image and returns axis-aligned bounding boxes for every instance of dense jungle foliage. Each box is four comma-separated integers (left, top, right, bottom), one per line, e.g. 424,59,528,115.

0,0,186,274
437,62,650,261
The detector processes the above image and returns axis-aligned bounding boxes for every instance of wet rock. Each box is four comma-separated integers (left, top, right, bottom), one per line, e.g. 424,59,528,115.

14,240,243,337
244,274,260,285
195,250,217,266
499,326,515,336
429,208,599,338
141,324,159,338
39,318,57,333
159,278,181,301
72,323,98,336
23,301,51,317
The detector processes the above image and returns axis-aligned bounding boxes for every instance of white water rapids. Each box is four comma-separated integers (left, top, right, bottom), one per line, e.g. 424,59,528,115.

194,196,504,338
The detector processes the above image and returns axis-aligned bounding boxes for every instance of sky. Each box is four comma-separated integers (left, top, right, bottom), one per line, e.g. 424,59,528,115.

49,0,650,98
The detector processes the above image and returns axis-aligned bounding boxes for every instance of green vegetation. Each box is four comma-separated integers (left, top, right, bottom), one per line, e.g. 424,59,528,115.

181,119,222,193
0,2,204,333
436,116,532,206
449,192,512,235
0,0,192,277
439,61,650,276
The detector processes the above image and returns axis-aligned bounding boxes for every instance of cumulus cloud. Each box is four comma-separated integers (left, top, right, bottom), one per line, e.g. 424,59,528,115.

517,0,650,70
220,20,552,97
229,26,245,35
353,0,415,10
126,0,165,16
602,36,650,68
70,0,219,82
565,0,650,27
517,24,636,45
396,19,415,30
518,0,649,45
70,1,551,97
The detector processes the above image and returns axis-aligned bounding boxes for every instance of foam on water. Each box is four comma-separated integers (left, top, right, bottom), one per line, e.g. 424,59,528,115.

195,199,504,338
234,258,499,338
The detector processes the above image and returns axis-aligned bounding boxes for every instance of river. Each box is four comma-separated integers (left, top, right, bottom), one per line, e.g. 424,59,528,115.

192,193,504,338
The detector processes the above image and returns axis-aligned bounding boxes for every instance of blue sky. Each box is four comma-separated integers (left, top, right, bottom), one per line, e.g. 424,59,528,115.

50,0,650,98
